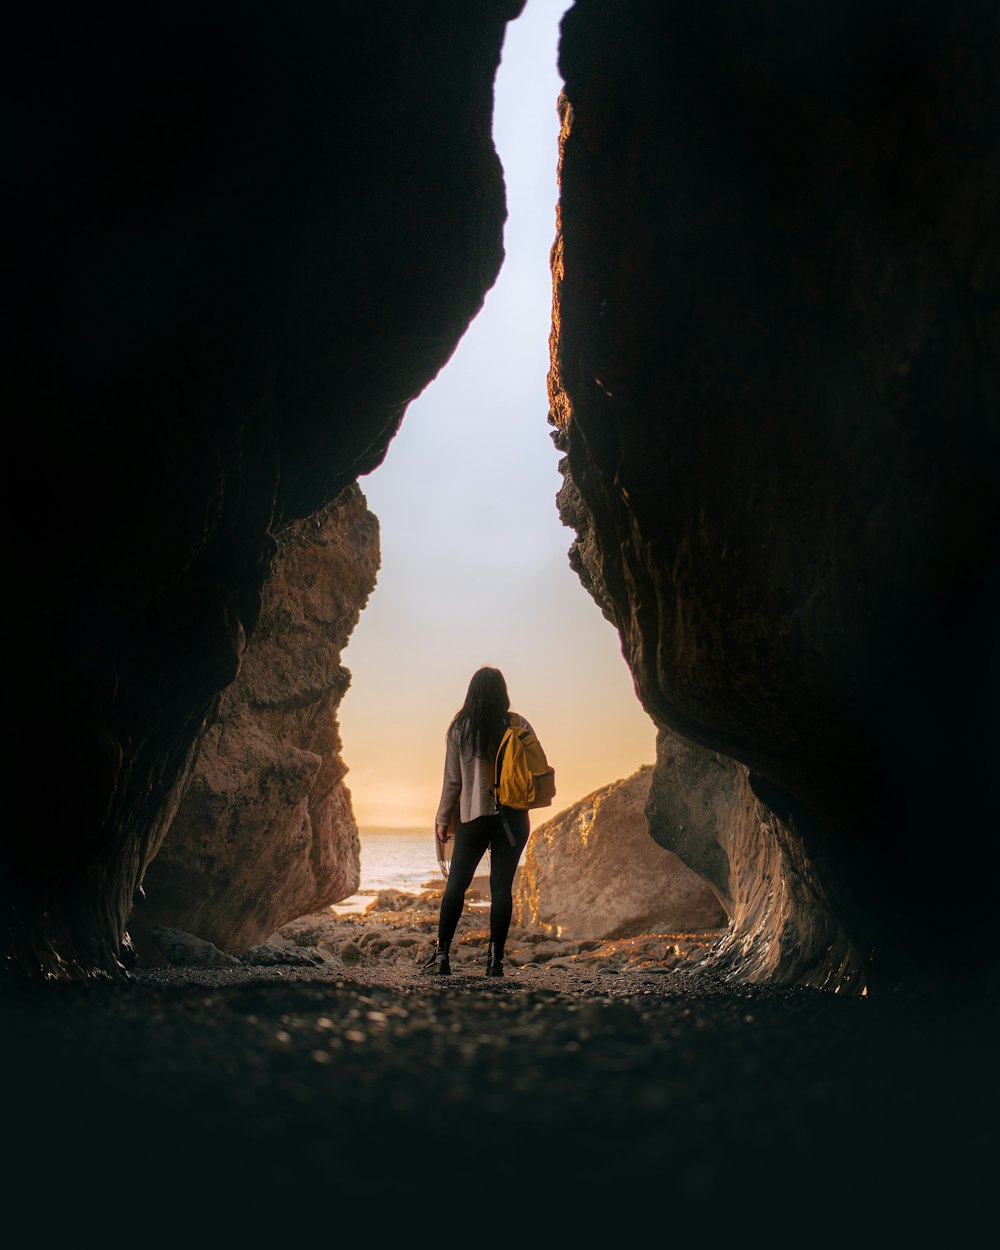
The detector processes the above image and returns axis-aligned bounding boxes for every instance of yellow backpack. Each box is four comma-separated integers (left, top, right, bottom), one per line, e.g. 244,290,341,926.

494,713,556,811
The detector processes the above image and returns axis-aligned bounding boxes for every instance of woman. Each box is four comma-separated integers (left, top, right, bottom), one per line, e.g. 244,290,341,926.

428,666,533,977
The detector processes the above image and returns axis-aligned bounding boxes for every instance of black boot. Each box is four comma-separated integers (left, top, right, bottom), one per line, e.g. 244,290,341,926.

423,941,451,975
485,941,504,978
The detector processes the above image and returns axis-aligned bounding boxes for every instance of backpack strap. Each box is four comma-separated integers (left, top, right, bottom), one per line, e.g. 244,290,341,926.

494,713,517,788
494,713,518,846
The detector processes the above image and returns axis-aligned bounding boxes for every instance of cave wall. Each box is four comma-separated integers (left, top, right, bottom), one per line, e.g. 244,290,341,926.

132,483,378,954
7,0,998,994
551,0,1000,992
5,1,524,980
645,730,865,991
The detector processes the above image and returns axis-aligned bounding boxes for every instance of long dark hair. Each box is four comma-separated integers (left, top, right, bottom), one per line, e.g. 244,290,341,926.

449,666,510,760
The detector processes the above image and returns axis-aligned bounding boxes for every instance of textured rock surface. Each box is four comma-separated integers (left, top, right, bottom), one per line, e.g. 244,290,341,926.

6,2,524,979
7,0,998,998
551,0,1000,992
133,484,378,953
646,730,865,991
514,766,726,939
136,927,242,970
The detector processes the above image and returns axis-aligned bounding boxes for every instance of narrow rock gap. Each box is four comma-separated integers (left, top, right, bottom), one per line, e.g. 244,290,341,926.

338,0,655,846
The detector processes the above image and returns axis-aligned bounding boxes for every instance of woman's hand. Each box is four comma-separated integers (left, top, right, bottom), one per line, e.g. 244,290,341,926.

435,824,450,844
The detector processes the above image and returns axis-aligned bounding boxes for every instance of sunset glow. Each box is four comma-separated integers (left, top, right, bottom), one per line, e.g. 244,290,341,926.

339,0,656,829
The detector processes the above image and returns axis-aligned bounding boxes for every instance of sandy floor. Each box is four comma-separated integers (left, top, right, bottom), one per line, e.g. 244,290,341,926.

3,892,997,1247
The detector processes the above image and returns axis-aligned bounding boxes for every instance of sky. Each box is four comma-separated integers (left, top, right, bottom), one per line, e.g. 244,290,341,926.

338,0,657,829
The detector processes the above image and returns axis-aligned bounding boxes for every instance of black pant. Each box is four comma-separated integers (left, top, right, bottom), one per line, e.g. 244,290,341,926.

437,808,530,959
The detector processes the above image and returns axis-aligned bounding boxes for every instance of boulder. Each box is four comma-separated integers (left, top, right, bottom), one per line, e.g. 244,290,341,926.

514,766,726,939
239,944,335,969
135,927,241,969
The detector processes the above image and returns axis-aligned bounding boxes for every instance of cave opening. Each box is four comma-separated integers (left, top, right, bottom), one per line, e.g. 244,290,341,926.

338,0,655,852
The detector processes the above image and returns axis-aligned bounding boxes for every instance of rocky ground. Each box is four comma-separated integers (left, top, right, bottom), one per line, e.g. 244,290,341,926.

269,879,726,983
131,874,728,985
3,886,997,1248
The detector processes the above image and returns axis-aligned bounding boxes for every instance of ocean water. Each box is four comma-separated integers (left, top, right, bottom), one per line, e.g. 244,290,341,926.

331,826,449,914
328,825,524,915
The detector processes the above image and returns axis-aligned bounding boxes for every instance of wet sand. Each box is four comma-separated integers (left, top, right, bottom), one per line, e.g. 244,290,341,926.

3,891,996,1247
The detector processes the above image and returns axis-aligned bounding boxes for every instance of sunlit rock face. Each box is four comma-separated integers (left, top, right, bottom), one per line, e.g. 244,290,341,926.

514,766,726,939
552,0,1000,992
646,731,864,991
6,1,525,980
131,485,377,954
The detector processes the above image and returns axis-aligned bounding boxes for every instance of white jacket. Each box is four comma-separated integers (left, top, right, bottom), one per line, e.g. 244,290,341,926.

434,712,533,830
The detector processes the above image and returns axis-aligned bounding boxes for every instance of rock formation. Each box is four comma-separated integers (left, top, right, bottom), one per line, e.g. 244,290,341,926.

7,0,998,996
132,484,378,953
645,730,864,991
550,0,1000,993
6,1,524,980
514,766,726,939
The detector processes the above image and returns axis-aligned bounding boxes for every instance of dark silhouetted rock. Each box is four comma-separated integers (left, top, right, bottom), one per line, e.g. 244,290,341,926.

6,2,524,979
8,0,998,998
551,0,1000,992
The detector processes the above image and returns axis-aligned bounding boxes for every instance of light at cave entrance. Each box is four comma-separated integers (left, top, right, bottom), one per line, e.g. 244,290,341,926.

339,0,656,831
